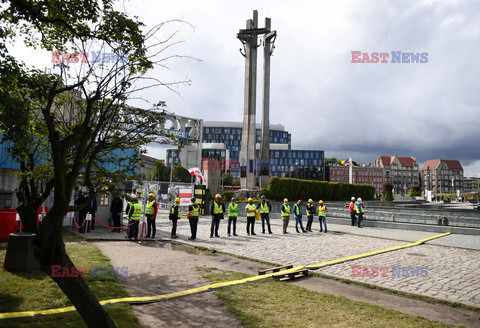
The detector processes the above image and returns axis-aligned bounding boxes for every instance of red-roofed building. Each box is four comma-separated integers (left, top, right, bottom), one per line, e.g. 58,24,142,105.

374,155,420,193
420,159,464,193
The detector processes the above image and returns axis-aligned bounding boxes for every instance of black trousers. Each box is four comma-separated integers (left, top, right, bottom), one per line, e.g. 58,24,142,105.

210,217,221,236
261,213,272,233
146,214,156,237
306,215,314,231
127,219,139,239
228,216,237,235
189,217,198,239
171,218,178,236
112,212,121,232
246,216,255,234
350,212,356,226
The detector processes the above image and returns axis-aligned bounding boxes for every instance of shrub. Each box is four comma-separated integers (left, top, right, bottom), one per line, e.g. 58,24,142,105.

222,191,235,202
408,187,422,197
266,177,375,201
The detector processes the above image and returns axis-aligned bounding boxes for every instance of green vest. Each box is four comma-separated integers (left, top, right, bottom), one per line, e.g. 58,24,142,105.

281,204,290,217
246,203,256,217
259,202,269,214
228,203,239,217
171,205,181,219
145,200,155,215
130,203,143,220
318,205,327,217
191,204,199,218
213,202,223,214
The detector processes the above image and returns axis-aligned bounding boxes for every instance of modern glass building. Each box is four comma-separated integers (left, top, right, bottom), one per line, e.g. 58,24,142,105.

168,121,324,182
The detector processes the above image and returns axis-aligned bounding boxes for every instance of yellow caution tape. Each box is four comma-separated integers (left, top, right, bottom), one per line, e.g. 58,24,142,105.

0,232,451,320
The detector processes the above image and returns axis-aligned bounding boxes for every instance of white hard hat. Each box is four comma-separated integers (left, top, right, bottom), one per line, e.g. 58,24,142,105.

357,197,362,202
351,197,356,201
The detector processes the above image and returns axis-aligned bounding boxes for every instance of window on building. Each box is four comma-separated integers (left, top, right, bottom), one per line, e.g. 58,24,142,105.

100,194,109,206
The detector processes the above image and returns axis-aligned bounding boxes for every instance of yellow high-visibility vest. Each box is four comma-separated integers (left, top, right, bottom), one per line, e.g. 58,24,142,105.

171,205,181,219
145,201,155,215
259,202,269,214
246,204,256,217
191,205,200,218
213,202,223,214
318,205,327,217
281,204,290,217
130,203,143,220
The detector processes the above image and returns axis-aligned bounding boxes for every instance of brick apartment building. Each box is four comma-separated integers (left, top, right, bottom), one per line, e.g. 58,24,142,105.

326,165,384,195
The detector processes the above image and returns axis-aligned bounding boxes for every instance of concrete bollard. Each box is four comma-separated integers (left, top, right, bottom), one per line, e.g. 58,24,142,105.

4,232,38,271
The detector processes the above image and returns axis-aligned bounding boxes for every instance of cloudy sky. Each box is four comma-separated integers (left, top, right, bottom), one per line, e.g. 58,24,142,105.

10,0,480,176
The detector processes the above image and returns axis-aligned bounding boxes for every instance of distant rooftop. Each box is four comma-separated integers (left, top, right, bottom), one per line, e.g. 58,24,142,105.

421,159,463,171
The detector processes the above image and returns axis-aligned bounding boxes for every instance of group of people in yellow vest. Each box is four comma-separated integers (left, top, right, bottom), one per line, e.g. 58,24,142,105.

125,193,158,241
126,192,366,241
207,194,332,238
281,199,328,234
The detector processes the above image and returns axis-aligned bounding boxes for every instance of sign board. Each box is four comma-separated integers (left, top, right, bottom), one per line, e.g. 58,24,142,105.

160,128,188,139
179,188,193,205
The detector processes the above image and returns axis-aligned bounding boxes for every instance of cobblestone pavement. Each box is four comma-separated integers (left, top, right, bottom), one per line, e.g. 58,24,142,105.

80,214,480,308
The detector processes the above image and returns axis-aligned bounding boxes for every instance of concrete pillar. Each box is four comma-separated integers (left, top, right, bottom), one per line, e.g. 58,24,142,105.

260,18,276,189
239,11,259,190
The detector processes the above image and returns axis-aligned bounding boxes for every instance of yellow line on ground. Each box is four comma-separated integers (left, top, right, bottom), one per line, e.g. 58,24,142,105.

0,232,451,320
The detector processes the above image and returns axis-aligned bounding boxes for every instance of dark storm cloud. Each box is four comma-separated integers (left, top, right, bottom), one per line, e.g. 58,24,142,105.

126,0,479,174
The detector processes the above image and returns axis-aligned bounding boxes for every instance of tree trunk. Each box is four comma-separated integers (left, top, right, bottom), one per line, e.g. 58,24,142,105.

34,208,117,328
17,203,39,234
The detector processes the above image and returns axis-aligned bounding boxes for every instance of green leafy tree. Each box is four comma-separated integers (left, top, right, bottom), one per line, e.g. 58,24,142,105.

324,157,337,165
0,1,191,327
221,172,233,185
148,160,170,181
172,163,191,183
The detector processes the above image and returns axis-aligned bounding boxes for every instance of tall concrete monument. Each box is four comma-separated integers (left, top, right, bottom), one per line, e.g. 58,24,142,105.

237,10,276,189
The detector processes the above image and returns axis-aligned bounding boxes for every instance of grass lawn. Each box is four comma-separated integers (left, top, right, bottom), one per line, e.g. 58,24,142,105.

200,268,458,328
0,237,139,328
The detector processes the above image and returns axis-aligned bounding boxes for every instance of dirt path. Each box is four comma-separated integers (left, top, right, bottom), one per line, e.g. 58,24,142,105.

94,241,480,328
94,241,257,328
